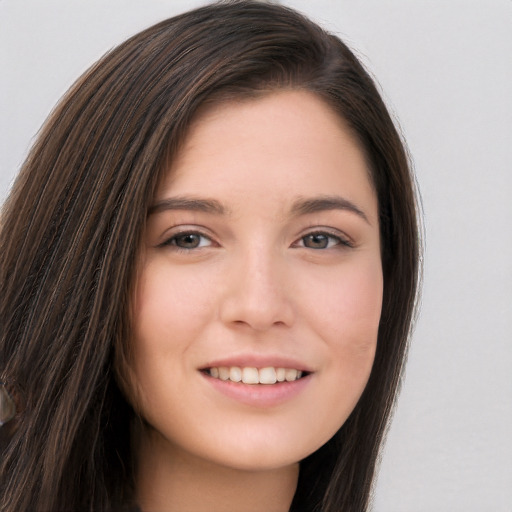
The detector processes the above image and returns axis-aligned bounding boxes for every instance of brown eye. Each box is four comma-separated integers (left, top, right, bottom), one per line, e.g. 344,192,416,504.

175,233,202,248
302,233,331,249
297,231,352,250
162,232,212,250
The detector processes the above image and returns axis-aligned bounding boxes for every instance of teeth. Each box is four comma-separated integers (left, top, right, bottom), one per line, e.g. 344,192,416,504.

259,367,277,384
242,367,259,384
229,367,242,382
218,367,230,381
207,366,305,384
285,368,298,382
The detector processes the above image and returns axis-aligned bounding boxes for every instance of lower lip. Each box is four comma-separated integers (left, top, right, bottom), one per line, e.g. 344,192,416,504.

201,372,312,408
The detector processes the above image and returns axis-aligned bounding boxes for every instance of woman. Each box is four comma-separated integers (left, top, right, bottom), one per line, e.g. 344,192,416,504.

0,1,420,511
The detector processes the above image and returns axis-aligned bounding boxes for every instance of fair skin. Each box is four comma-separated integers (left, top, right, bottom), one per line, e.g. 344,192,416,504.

129,90,383,512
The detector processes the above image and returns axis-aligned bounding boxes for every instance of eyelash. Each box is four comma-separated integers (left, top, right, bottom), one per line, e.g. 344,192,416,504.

159,228,353,252
159,230,213,251
293,230,353,250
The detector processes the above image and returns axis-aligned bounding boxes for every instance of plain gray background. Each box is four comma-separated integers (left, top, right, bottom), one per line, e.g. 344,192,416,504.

1,1,511,510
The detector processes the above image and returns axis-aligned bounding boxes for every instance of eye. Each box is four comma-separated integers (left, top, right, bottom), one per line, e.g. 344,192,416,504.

161,231,213,250
295,231,352,250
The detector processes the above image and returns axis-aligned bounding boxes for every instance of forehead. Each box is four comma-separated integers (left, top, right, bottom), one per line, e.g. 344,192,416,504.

157,90,377,223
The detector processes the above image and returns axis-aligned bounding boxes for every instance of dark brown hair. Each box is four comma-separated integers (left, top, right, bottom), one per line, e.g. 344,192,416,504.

0,2,420,511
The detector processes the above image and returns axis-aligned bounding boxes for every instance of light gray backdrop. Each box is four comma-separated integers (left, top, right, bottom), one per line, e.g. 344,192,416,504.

1,1,511,510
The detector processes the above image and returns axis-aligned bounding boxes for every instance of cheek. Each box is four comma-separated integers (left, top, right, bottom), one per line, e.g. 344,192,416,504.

338,269,382,389
280,261,383,452
306,259,383,339
127,264,215,404
337,269,383,353
133,264,213,345
304,260,383,388
336,266,382,362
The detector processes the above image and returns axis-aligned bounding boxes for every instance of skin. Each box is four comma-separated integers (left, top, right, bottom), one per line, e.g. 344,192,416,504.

129,90,383,512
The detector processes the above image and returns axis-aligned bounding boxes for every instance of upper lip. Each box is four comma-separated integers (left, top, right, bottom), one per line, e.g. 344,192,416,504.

199,354,313,373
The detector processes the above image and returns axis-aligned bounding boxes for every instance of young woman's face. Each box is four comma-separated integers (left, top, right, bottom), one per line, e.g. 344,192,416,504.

130,91,382,471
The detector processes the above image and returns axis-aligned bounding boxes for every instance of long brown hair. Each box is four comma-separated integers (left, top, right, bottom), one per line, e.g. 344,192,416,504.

0,2,420,511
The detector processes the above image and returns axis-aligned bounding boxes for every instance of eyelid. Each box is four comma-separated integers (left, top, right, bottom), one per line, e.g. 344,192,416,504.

155,224,354,250
157,225,217,249
292,227,355,249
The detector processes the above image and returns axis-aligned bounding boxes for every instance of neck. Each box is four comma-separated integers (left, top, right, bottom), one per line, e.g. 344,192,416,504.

135,428,299,512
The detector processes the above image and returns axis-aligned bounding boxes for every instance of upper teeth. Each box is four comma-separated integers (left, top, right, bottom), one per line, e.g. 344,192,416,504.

208,366,303,385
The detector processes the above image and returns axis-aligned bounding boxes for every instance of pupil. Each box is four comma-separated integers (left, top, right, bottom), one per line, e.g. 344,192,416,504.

306,234,328,249
178,234,200,248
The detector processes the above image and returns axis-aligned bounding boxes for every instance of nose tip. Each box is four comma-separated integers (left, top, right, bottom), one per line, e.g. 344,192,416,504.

219,260,294,331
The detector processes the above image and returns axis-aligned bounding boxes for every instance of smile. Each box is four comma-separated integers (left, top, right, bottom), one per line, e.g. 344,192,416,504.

206,366,305,384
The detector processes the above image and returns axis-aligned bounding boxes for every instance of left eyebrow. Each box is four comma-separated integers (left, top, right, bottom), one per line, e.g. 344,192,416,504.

290,195,370,224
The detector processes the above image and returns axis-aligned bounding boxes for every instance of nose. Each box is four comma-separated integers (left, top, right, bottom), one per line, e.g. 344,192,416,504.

219,247,295,332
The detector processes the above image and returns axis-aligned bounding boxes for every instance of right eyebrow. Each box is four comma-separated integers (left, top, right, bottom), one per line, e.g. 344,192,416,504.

148,196,228,216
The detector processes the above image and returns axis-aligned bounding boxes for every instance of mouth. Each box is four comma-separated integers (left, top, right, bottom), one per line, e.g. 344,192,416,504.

202,366,309,385
200,362,313,407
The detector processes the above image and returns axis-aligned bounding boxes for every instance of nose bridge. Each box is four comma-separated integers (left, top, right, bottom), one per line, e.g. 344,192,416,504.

220,241,293,330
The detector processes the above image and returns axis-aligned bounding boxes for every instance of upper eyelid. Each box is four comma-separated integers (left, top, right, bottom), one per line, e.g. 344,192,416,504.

155,224,354,247
157,226,216,248
293,232,352,249
160,224,215,238
296,226,354,243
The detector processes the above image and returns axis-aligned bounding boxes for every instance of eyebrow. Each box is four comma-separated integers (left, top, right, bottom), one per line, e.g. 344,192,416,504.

148,194,370,224
290,195,370,224
148,196,227,216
